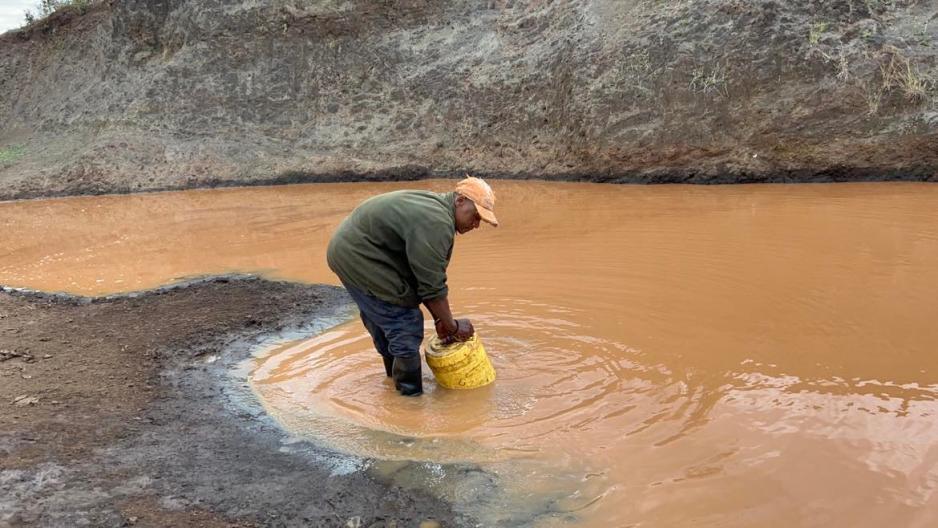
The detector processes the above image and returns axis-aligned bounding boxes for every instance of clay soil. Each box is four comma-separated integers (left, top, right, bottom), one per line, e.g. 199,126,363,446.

0,277,455,527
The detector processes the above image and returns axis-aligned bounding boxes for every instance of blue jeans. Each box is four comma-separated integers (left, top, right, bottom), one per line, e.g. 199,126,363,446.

343,283,424,360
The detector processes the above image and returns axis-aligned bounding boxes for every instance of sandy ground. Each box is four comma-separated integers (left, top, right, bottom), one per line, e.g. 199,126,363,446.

0,277,457,527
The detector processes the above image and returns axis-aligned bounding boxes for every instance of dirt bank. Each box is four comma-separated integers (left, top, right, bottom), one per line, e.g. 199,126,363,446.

1,0,936,200
0,277,459,527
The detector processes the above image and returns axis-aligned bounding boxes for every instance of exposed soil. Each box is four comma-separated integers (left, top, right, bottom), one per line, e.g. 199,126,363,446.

1,0,936,201
0,277,458,527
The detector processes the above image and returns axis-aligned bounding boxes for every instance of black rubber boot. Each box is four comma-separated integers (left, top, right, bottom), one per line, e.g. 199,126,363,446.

391,355,423,396
382,355,394,378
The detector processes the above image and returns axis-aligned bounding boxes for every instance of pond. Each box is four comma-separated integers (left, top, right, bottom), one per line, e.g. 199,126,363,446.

3,180,937,526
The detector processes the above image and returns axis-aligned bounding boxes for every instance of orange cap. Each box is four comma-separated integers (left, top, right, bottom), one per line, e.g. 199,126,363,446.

455,176,498,227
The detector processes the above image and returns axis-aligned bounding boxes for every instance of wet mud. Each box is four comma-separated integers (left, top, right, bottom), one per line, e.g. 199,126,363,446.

0,276,459,527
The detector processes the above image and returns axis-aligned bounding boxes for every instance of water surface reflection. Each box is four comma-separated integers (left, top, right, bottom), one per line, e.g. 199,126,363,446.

2,181,937,526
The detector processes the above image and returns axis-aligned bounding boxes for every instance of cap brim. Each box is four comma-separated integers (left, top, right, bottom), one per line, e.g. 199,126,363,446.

478,206,498,227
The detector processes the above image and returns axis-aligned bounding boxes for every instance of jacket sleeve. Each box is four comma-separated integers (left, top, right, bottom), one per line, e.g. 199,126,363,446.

405,222,452,301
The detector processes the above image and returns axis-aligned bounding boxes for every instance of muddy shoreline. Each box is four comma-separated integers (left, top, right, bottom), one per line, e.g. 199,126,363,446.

2,166,937,202
0,276,461,527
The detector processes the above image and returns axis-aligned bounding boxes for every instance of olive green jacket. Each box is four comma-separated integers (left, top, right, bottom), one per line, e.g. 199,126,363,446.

326,190,456,307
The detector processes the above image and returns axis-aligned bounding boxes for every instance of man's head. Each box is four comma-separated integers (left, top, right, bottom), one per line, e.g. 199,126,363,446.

454,176,498,234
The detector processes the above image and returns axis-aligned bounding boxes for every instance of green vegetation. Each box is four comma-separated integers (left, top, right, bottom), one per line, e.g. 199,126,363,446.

23,0,94,25
0,145,26,166
808,22,829,45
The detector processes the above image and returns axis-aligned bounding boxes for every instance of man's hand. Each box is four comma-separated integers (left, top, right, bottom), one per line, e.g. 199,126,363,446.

438,318,474,345
435,317,457,341
425,295,474,344
453,318,474,341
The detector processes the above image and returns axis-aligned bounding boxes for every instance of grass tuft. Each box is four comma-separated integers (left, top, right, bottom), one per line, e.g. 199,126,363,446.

808,22,829,45
0,145,26,166
689,64,728,97
880,52,931,101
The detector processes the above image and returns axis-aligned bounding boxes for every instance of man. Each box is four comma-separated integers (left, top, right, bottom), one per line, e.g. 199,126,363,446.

326,176,498,396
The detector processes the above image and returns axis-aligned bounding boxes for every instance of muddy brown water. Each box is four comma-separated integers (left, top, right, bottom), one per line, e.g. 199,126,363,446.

2,181,937,526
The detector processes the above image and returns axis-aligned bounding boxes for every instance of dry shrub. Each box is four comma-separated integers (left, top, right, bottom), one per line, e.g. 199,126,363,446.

879,49,930,102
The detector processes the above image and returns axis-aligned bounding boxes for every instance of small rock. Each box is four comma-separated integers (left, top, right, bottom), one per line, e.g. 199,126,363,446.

346,517,362,528
0,349,29,362
419,521,442,528
43,354,53,359
21,374,32,380
13,396,39,406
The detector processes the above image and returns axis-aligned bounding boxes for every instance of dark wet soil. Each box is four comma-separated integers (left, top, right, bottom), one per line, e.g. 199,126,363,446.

0,277,457,527
3,165,938,202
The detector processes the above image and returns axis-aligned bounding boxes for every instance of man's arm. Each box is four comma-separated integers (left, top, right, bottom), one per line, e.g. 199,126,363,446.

424,295,474,343
405,224,473,342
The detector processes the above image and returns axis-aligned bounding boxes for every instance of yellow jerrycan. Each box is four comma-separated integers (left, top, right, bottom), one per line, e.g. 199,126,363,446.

424,333,496,389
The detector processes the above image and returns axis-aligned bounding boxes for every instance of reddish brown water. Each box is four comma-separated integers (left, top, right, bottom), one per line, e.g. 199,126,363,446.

2,181,938,526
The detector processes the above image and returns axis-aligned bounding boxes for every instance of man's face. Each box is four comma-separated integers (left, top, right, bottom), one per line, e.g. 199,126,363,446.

454,195,482,234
